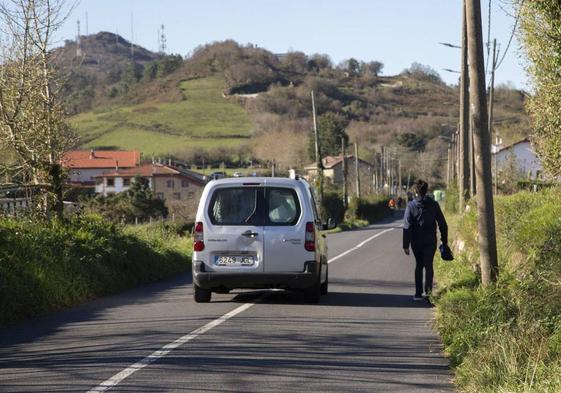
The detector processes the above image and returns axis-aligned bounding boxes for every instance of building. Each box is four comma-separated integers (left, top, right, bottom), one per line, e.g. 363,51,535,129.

492,138,542,179
94,163,207,200
304,155,375,186
304,155,376,196
62,150,141,188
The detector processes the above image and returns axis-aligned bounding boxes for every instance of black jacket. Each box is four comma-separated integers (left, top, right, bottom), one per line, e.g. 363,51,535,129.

403,196,448,249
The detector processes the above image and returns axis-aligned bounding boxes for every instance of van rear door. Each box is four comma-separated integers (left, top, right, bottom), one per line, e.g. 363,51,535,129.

205,186,264,273
262,186,309,272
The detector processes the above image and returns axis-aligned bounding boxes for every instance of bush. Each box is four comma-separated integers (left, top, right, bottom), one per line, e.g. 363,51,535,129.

322,191,345,224
348,195,390,223
0,215,190,326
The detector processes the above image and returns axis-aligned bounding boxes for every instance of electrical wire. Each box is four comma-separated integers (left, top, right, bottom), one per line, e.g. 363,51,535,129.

495,0,524,70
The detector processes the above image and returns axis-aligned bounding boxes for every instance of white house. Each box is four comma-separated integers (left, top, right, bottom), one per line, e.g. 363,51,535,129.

492,138,542,179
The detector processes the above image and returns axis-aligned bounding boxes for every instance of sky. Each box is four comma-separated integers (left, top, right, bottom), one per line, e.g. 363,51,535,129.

56,0,528,89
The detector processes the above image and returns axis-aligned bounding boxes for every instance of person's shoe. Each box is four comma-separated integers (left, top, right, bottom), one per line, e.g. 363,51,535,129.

413,296,424,301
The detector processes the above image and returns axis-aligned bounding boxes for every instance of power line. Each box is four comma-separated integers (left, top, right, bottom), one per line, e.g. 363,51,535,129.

495,0,524,70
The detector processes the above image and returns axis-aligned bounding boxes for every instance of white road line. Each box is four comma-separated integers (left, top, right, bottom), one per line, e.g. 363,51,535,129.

328,228,394,264
87,303,254,392
88,227,393,392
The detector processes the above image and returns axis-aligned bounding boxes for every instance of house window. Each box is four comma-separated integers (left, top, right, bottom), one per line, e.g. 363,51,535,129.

182,180,189,188
173,192,181,200
156,192,164,200
188,192,195,199
107,178,115,187
167,179,175,188
123,178,131,186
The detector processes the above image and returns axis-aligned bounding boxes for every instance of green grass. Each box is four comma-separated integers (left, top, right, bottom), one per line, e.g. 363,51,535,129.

0,215,191,326
433,188,561,392
72,76,252,155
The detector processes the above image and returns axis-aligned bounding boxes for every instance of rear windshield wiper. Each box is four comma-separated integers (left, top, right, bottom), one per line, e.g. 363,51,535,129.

243,191,258,223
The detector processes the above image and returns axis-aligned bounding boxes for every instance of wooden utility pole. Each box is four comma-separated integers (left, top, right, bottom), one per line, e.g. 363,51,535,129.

397,158,401,196
459,0,471,212
354,143,361,198
341,137,348,210
466,0,498,286
488,38,498,194
311,90,324,216
447,142,452,186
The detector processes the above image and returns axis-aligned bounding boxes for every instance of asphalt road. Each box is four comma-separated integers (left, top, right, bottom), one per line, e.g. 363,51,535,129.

0,216,454,392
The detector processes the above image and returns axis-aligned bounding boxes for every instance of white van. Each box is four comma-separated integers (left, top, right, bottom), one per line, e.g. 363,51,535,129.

192,177,329,303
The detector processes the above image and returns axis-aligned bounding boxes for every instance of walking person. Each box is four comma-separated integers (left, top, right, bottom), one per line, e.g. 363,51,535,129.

403,180,448,301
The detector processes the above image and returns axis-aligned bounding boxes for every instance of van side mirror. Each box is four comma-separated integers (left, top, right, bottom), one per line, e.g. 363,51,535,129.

322,217,337,230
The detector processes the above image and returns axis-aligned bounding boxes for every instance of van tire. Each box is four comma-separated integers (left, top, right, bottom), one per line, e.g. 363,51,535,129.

304,271,321,304
321,267,328,295
194,284,211,303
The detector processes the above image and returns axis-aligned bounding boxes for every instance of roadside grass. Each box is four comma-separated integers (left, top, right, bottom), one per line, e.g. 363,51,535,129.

434,188,561,392
0,215,191,327
72,76,252,155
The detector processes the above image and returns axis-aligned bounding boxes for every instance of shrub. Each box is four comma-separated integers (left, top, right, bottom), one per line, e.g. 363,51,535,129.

348,195,390,223
0,215,190,326
322,191,345,224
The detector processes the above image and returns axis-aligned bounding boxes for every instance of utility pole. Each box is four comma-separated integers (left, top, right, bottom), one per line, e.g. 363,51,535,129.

341,137,348,210
488,38,498,194
459,0,470,212
398,157,402,197
311,90,324,216
354,143,361,198
466,0,498,286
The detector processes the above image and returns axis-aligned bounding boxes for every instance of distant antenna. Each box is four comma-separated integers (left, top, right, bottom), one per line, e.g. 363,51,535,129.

85,12,89,35
115,28,119,44
130,12,134,60
158,24,167,54
76,19,82,57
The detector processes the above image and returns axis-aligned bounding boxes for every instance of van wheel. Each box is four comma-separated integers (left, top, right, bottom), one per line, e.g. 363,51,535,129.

321,267,328,295
194,284,211,303
304,272,321,304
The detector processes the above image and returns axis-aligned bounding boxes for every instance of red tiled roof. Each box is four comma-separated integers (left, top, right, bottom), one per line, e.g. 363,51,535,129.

62,150,140,169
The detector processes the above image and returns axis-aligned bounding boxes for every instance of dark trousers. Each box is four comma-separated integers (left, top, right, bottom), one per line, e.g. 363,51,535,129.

412,244,436,296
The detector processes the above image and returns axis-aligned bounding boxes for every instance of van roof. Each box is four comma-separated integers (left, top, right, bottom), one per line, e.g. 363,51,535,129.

207,177,307,186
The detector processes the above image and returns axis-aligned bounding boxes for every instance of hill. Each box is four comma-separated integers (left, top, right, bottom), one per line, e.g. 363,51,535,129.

72,76,251,158
62,36,530,182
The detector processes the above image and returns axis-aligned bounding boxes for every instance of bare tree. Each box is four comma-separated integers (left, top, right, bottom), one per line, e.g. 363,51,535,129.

0,0,76,219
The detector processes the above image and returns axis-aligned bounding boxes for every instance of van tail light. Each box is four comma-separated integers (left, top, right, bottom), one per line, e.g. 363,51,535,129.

304,222,315,252
194,221,205,251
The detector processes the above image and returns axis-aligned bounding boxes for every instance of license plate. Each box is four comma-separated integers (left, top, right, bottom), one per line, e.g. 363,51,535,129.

215,256,255,266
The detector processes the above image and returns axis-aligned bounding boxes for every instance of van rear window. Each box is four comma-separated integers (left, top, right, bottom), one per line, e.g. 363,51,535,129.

208,186,301,226
209,187,260,225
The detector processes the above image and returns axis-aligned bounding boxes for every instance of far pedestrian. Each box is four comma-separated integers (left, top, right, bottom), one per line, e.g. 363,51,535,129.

388,198,396,217
402,180,448,301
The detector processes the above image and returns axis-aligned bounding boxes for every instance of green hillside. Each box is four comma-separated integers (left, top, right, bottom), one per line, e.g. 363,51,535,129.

72,76,252,156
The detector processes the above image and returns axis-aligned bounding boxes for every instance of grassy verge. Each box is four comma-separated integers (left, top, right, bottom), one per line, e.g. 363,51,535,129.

0,215,191,327
434,188,561,392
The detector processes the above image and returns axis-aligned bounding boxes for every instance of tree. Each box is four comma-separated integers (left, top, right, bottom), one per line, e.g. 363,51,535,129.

0,0,77,220
402,62,443,84
345,58,361,76
126,177,167,220
518,0,561,177
362,61,384,77
308,112,348,159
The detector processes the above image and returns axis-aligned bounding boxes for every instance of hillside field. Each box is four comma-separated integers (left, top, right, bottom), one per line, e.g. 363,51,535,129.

72,76,252,156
